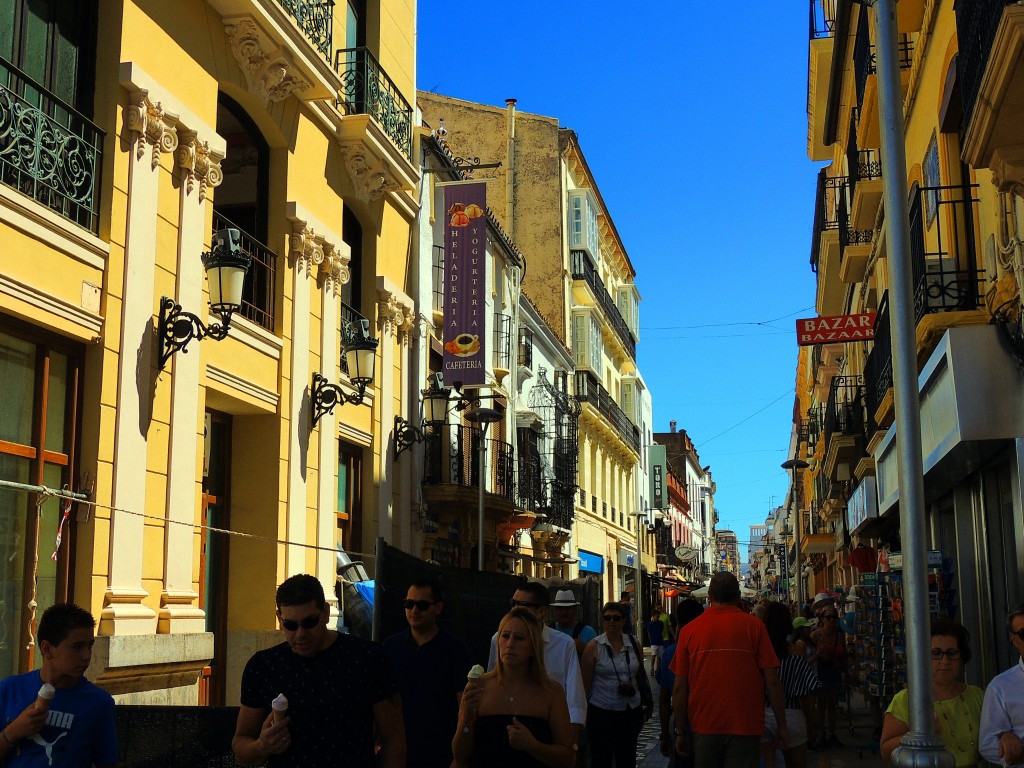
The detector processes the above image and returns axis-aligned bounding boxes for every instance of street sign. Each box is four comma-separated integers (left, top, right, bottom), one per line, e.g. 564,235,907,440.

795,313,876,346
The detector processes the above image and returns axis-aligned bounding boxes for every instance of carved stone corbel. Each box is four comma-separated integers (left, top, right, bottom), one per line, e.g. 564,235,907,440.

991,145,1024,200
125,91,178,170
224,17,311,104
377,288,415,339
288,224,321,277
321,245,351,297
175,130,225,202
340,146,402,201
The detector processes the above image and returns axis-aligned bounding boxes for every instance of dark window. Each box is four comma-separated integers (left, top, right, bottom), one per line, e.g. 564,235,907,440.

342,205,363,314
0,316,82,675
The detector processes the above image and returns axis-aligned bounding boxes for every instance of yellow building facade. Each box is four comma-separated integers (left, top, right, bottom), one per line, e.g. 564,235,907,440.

794,0,1024,676
0,0,417,703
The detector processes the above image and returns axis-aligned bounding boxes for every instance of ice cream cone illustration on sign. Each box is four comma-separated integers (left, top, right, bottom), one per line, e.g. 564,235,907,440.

449,203,470,227
444,334,480,357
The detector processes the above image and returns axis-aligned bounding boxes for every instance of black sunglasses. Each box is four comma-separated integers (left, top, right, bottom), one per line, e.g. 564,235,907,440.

511,599,542,609
1011,627,1024,642
930,648,961,660
602,615,624,622
822,615,837,620
280,613,321,631
404,599,435,612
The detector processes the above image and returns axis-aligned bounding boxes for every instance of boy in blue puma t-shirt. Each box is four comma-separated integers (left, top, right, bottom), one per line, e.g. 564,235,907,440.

0,603,118,767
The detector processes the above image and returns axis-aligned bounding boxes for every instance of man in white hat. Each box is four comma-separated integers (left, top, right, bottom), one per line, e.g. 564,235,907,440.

551,589,596,657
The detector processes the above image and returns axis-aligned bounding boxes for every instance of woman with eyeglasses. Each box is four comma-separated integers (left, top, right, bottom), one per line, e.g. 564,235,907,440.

580,602,653,768
810,606,847,748
453,607,574,768
880,618,984,767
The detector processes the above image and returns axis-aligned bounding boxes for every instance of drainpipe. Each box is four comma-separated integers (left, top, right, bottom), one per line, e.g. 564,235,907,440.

505,98,516,239
870,1,952,767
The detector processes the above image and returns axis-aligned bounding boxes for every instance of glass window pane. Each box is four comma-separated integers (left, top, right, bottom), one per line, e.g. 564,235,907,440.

21,0,49,86
32,462,63,669
0,332,36,445
0,0,15,63
44,351,68,454
337,455,349,515
0,455,30,677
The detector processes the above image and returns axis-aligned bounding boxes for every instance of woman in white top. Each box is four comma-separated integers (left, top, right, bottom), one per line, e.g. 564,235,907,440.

581,601,652,768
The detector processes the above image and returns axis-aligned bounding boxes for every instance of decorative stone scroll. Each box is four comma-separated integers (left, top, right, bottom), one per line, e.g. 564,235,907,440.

321,245,351,297
224,18,311,104
377,287,416,341
288,224,323,277
288,220,350,294
175,130,224,203
125,91,178,171
340,146,403,202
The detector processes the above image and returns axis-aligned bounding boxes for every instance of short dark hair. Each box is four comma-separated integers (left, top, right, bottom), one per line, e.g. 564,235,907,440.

37,603,95,648
410,576,443,603
602,601,626,617
620,591,631,601
763,602,793,660
517,582,549,607
276,574,326,610
708,572,740,604
1006,603,1024,633
931,617,972,663
674,599,704,629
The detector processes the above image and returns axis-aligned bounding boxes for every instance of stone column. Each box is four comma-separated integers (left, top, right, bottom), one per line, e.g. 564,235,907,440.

159,130,224,633
103,91,177,635
286,227,315,575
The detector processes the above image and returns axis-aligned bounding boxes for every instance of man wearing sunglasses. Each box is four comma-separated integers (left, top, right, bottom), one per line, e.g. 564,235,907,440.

980,603,1024,767
486,582,588,743
382,578,471,768
232,574,406,768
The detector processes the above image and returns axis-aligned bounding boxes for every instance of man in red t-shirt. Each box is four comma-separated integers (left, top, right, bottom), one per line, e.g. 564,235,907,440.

670,572,788,768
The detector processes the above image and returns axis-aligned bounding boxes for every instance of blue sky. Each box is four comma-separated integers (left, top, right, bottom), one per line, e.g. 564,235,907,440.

417,4,820,554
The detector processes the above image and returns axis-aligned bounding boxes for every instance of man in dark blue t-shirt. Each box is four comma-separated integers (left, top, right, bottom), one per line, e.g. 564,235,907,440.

383,577,472,768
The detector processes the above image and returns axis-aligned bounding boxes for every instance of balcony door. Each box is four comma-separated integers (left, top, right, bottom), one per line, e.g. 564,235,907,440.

0,319,82,675
0,0,97,113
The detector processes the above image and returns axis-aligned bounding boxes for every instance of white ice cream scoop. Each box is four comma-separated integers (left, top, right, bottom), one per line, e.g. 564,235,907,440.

36,683,55,709
467,664,485,680
271,693,288,724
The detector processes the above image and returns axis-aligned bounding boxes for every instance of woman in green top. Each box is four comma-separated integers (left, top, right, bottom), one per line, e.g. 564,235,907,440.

881,618,984,767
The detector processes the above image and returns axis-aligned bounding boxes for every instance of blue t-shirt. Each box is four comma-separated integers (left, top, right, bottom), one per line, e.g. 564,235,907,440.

0,669,118,767
656,643,677,692
553,622,597,646
647,619,666,646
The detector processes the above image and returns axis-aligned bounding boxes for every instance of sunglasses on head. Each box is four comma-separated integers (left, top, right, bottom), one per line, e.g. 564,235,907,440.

602,615,624,622
404,599,434,611
280,613,321,632
511,599,542,609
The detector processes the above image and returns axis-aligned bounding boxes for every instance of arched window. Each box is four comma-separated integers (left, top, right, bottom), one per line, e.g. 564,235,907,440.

214,94,277,331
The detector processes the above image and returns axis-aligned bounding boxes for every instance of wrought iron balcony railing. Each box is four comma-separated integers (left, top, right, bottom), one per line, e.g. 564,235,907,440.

853,6,914,120
432,244,444,316
543,477,576,530
494,313,512,370
570,251,637,360
422,424,514,502
956,0,1015,130
516,453,542,514
822,375,866,450
810,170,844,271
0,57,104,233
863,292,892,435
334,47,413,160
909,184,984,324
810,0,839,39
574,370,641,454
340,301,368,375
213,212,278,331
279,0,333,61
518,326,533,368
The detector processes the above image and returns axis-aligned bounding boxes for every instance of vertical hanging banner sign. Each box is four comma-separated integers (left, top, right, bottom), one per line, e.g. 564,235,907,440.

443,181,488,386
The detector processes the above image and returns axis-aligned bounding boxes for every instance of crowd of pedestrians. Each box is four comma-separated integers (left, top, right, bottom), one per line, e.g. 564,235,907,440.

1,579,1022,768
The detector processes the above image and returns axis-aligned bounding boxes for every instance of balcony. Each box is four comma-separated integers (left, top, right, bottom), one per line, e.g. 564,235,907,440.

334,47,413,161
213,212,278,331
808,0,837,161
0,57,103,233
431,244,444,325
959,2,1024,191
494,313,512,380
574,370,641,455
516,453,542,515
822,375,867,483
422,425,515,511
571,251,637,362
810,170,845,315
208,0,338,101
909,184,988,354
863,292,893,440
853,6,915,149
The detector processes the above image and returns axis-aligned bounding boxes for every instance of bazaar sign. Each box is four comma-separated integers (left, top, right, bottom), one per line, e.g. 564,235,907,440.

795,312,876,346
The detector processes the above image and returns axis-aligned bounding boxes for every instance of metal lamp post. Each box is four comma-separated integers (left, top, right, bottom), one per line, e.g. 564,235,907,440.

465,400,501,571
781,459,809,610
868,1,953,765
